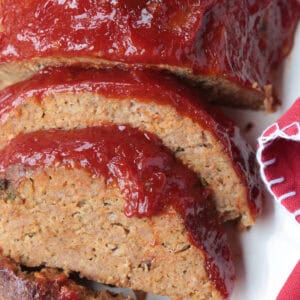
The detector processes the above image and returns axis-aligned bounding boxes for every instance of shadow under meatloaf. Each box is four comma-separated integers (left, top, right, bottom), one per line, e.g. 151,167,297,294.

0,126,234,300
0,0,298,110
0,66,261,227
0,255,126,300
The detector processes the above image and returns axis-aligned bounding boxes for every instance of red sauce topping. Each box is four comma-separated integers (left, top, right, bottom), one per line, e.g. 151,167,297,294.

0,0,298,88
0,66,262,219
0,125,235,297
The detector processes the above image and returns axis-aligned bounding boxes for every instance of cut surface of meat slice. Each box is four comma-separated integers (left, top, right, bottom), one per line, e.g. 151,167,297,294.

0,0,298,109
0,255,126,300
0,126,234,299
0,66,262,227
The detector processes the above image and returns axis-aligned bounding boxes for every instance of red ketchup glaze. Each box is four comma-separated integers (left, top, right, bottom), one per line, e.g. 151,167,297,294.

0,66,262,219
0,125,235,298
0,0,298,89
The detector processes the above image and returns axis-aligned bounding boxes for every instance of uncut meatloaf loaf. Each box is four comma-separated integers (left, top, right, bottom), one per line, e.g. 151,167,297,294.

0,0,298,110
0,66,261,227
0,125,234,300
0,255,126,300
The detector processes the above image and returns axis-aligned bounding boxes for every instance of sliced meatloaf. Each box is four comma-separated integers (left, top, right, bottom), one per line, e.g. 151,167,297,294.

0,66,261,227
0,0,298,109
0,255,126,300
0,125,234,300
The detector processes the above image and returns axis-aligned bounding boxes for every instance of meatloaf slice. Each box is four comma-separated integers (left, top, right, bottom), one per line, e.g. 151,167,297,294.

0,255,126,300
0,66,261,227
0,125,234,299
0,0,298,109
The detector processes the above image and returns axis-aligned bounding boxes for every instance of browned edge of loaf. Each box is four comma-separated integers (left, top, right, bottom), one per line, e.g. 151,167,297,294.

0,252,127,300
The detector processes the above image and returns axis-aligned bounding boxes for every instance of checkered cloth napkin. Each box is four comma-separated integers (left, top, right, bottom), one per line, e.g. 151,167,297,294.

257,98,300,299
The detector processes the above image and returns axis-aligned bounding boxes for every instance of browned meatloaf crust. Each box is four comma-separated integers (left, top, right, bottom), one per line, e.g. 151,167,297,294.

0,255,126,300
0,0,298,110
0,66,262,228
0,125,234,300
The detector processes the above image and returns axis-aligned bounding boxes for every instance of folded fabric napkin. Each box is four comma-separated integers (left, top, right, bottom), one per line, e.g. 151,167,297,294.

257,98,300,300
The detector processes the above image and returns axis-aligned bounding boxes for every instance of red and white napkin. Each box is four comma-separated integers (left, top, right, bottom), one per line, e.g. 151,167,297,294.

257,98,300,300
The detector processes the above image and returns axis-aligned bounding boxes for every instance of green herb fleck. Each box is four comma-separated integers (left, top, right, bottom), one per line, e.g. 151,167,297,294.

7,191,16,200
36,63,44,69
200,177,209,187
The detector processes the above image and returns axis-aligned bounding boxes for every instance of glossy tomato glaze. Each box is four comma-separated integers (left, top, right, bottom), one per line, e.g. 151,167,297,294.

0,66,262,220
0,125,235,298
0,0,298,88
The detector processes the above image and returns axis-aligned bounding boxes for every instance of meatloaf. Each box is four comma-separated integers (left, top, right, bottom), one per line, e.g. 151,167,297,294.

0,255,126,300
0,0,298,110
0,66,261,227
0,125,234,299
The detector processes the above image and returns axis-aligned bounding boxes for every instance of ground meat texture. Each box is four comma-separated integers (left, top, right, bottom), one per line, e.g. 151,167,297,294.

0,125,235,299
0,66,262,227
0,168,226,299
0,255,126,300
0,0,298,110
